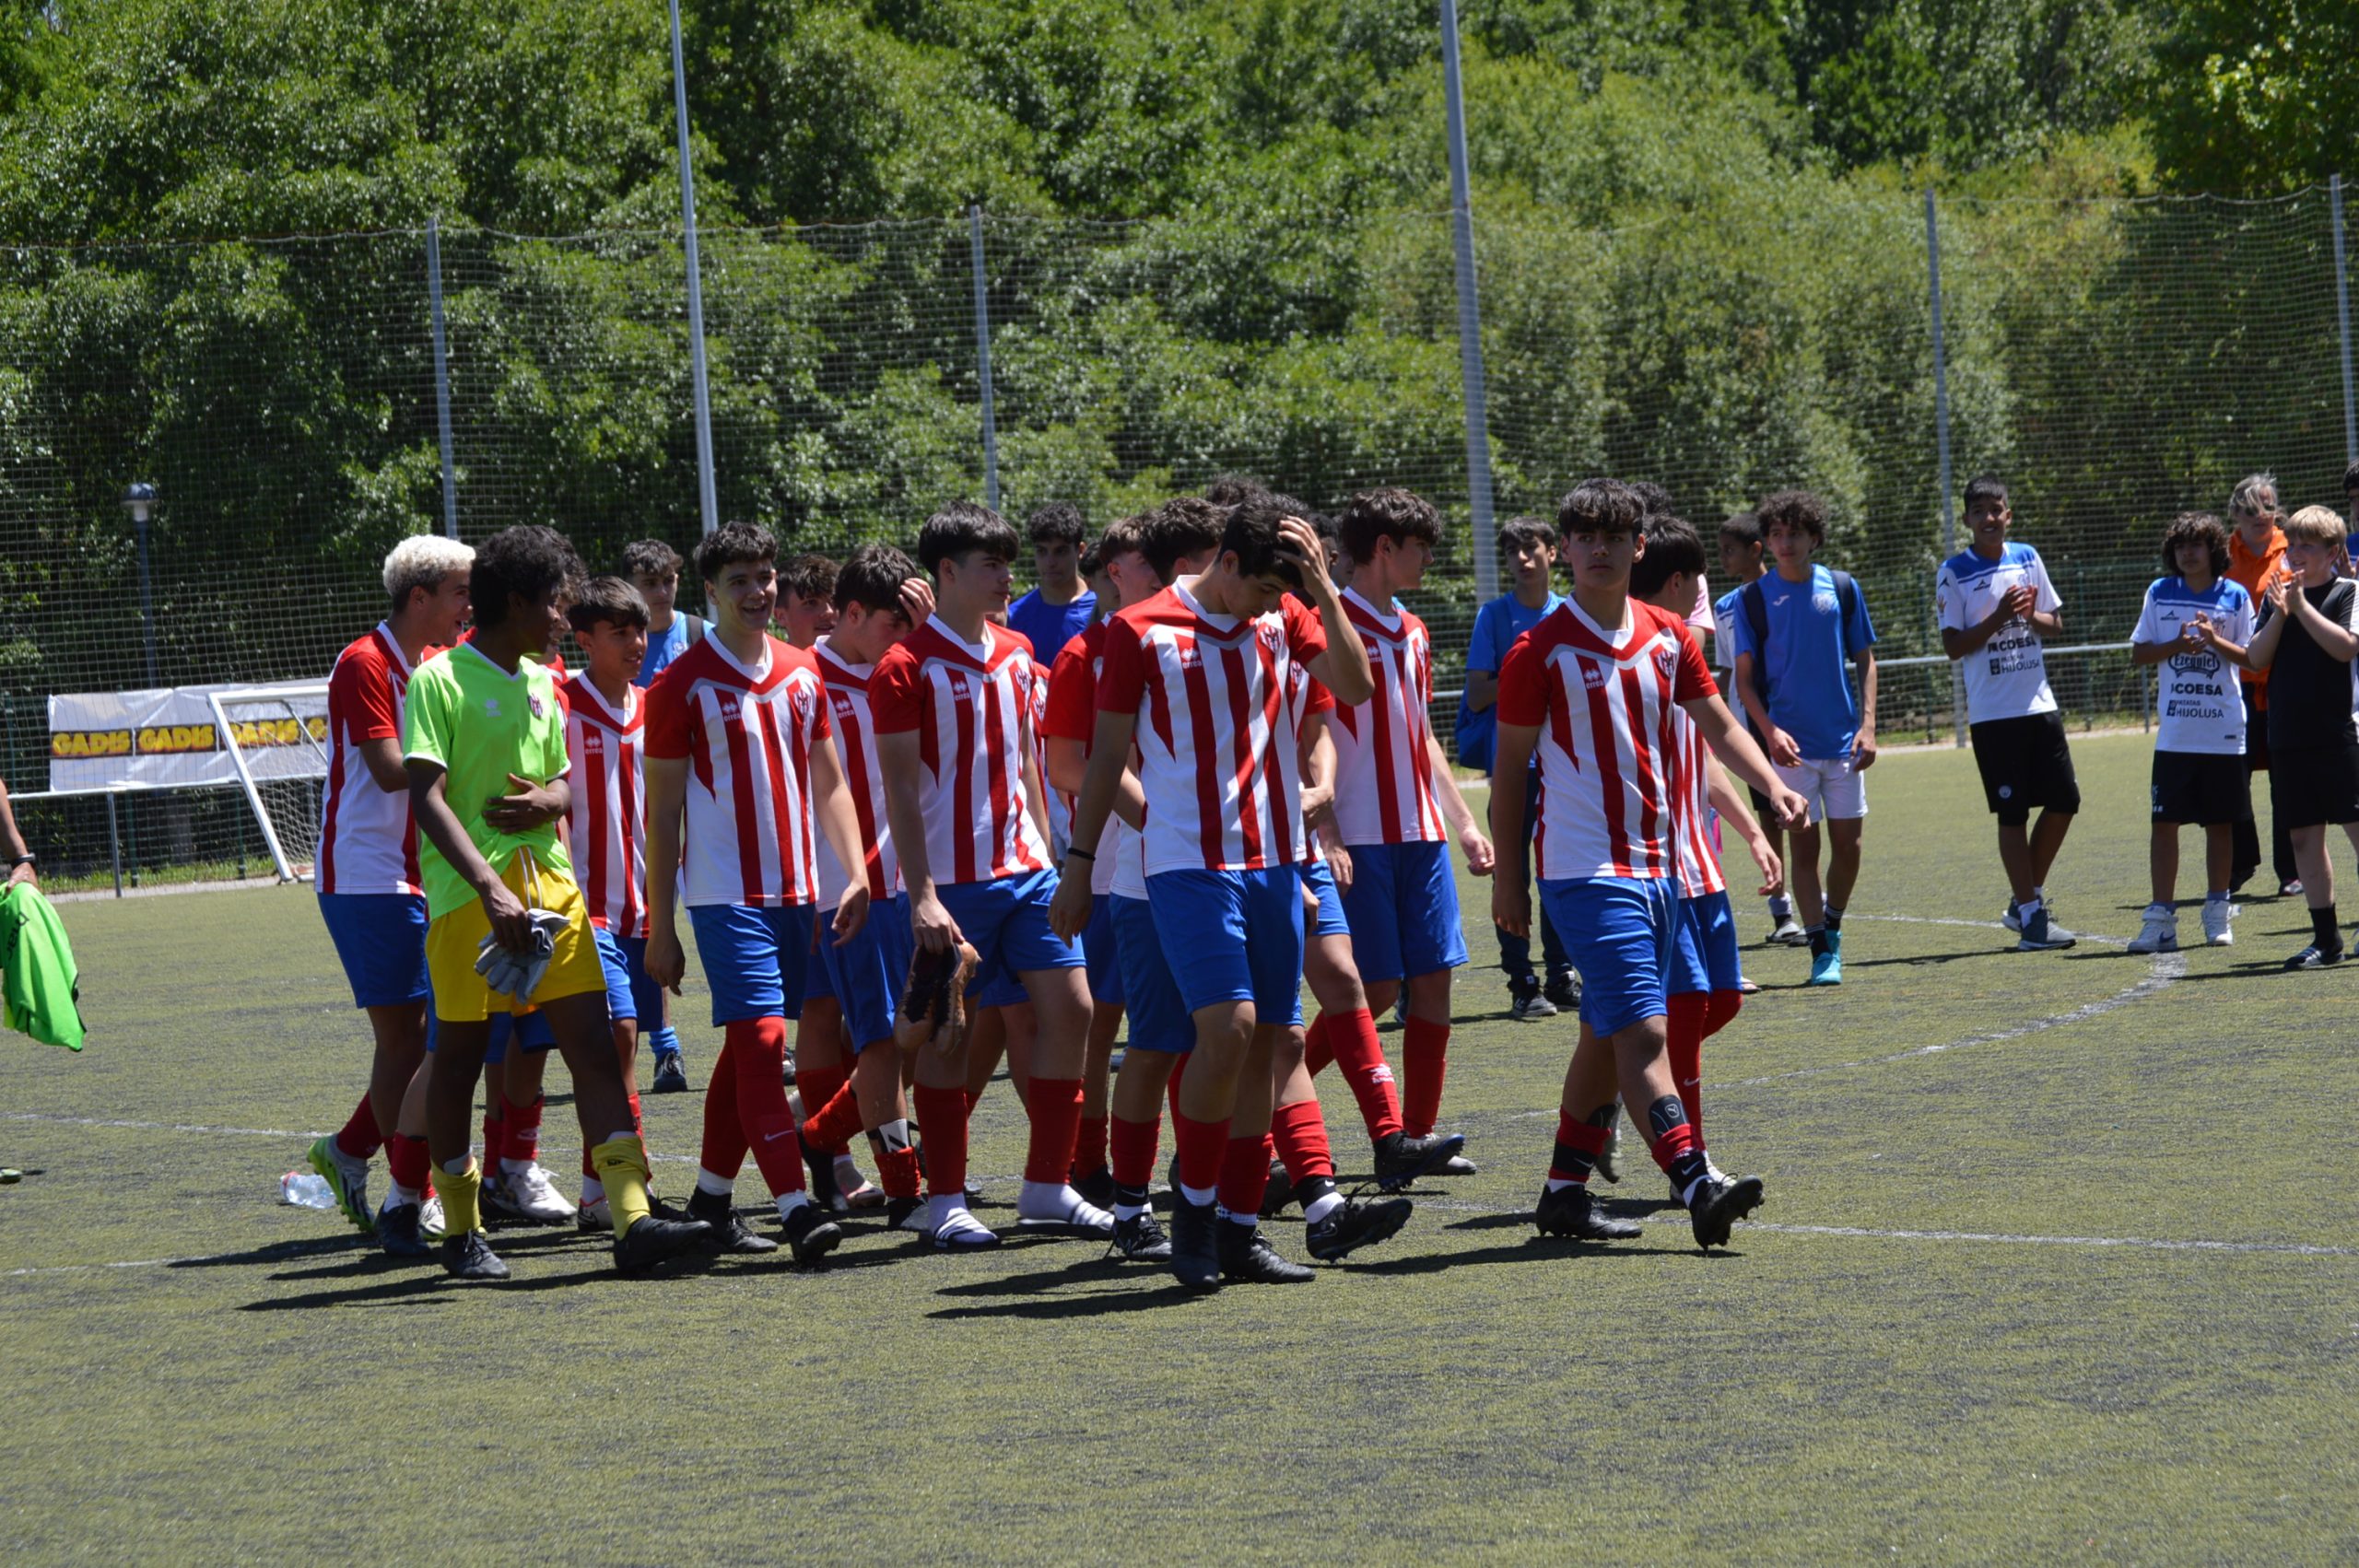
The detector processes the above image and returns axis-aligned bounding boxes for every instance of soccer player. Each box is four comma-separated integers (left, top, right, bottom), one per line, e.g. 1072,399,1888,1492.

1935,474,2079,951
1053,496,1378,1288
1491,478,1804,1251
2222,475,2295,896
1007,501,1098,662
2246,506,2359,969
777,545,935,1222
874,500,1110,1249
1728,490,1878,986
305,534,473,1255
404,525,710,1280
780,554,839,649
2128,512,2257,954
620,538,699,1093
1457,515,1575,1020
641,521,874,1263
1711,510,1797,948
1326,489,1493,1154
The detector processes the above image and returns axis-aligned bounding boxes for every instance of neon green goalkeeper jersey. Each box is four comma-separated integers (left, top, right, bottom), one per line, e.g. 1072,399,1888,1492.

401,643,573,919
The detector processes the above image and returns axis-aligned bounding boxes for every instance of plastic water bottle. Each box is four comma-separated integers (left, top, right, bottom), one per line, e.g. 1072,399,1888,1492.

279,1170,337,1209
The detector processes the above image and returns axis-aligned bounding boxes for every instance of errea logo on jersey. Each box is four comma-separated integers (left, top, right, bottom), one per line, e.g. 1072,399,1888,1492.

1579,659,1606,691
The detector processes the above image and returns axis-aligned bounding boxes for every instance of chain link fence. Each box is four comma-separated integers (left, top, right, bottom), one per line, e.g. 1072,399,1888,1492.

3,188,2353,888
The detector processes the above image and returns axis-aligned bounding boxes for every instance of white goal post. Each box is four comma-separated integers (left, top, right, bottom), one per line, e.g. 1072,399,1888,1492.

207,684,332,883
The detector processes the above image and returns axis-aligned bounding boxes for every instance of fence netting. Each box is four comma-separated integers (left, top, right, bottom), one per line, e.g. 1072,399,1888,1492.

1,191,2351,885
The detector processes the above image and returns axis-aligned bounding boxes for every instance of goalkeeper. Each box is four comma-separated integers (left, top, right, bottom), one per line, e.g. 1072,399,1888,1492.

403,525,710,1281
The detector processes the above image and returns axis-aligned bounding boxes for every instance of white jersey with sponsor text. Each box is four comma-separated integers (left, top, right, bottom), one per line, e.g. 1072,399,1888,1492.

1936,542,2062,723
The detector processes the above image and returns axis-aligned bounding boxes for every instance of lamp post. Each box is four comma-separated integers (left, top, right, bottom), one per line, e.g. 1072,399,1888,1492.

123,483,158,688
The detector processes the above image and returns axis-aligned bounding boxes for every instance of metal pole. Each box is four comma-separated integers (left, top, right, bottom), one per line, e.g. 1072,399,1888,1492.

968,205,1002,513
1439,0,1498,604
135,512,158,688
1925,187,1966,747
668,0,720,538
106,793,122,898
2335,174,2356,465
427,216,460,540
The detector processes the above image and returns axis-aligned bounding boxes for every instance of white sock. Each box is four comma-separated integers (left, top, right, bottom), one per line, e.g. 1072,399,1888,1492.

1303,1190,1344,1225
499,1156,530,1176
385,1179,421,1210
1544,1176,1576,1193
580,1175,605,1206
776,1190,810,1221
1180,1183,1216,1208
441,1156,472,1177
695,1167,734,1199
1113,1201,1147,1222
1215,1205,1257,1229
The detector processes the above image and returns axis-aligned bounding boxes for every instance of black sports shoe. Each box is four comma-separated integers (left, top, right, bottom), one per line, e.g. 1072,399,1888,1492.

2285,943,2345,971
686,1187,779,1254
376,1202,432,1258
1107,1210,1173,1262
440,1230,509,1281
614,1213,713,1273
1215,1221,1315,1283
1544,968,1581,1011
803,1141,845,1213
1685,1173,1766,1251
1372,1129,1467,1191
779,1201,844,1265
1072,1164,1116,1211
1259,1159,1296,1218
1305,1194,1413,1260
1532,1184,1642,1241
886,1195,925,1231
650,1048,689,1094
1168,1199,1222,1290
780,1047,797,1086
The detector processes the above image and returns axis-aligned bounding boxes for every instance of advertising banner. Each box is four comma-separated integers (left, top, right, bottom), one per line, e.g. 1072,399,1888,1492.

48,684,330,791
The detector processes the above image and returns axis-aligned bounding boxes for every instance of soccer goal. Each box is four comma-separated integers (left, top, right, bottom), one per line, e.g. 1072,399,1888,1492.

207,684,333,883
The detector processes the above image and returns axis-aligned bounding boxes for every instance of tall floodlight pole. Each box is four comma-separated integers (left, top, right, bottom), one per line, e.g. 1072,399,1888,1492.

1925,188,1965,746
669,0,720,539
2334,174,2356,466
1439,0,1498,603
427,216,460,539
969,205,1002,511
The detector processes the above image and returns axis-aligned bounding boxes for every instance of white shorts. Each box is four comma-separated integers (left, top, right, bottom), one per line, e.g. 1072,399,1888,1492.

1775,754,1868,823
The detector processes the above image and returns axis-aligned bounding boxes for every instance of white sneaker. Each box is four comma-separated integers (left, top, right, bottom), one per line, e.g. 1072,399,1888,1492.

487,1161,577,1224
2127,904,2178,954
577,1195,612,1233
2201,898,2236,946
420,1193,447,1239
1015,1180,1115,1235
2001,902,2022,932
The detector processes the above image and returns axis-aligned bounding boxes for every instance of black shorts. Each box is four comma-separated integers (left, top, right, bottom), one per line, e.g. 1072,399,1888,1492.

2269,745,2359,830
2151,751,2252,825
1969,712,2081,826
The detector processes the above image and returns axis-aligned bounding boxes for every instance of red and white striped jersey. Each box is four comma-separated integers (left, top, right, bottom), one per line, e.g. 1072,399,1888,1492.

317,623,435,895
1328,589,1447,847
812,641,899,910
643,635,831,909
871,616,1051,889
1025,628,1074,856
1496,598,1719,882
1288,657,1337,866
1097,583,1330,877
1669,708,1727,899
1044,623,1121,897
560,674,649,935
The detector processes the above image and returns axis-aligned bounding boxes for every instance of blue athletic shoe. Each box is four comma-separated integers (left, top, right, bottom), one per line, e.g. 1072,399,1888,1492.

1807,946,1843,986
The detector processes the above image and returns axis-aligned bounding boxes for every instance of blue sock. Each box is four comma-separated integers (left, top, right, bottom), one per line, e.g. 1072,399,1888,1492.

650,1026,681,1058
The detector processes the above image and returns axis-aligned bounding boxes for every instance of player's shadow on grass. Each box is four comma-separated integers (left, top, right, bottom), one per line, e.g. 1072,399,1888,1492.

926,1262,1213,1320
168,1235,371,1272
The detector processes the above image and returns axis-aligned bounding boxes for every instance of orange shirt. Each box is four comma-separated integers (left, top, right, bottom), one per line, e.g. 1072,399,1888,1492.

2225,525,2285,696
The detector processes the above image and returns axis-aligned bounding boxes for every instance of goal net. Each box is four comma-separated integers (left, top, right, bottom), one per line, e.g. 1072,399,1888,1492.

207,685,333,883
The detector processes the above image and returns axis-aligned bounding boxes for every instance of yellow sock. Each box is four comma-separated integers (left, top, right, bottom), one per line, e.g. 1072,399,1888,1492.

440,1162,483,1236
589,1135,653,1238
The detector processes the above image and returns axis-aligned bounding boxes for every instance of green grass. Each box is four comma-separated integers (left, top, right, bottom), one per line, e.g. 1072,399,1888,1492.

3,731,2354,1562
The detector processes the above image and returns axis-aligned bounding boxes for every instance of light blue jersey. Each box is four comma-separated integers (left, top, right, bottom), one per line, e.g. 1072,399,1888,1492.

1726,564,1877,760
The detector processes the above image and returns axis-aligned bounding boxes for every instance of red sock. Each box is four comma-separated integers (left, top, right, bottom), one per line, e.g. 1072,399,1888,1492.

1648,1111,1702,1176
799,1067,860,1158
627,1089,644,1141
1325,1009,1403,1140
502,1094,544,1166
1548,1110,1611,1186
1303,1012,1335,1076
1216,1132,1276,1216
1171,1106,1231,1195
1109,1113,1161,1188
334,1094,381,1161
1667,991,1707,1139
964,1087,982,1115
1073,1114,1109,1179
1401,1016,1449,1138
1702,988,1743,1040
911,1084,970,1200
481,1106,508,1170
1270,1098,1335,1184
729,1017,804,1195
384,1131,430,1194
581,1145,596,1180
875,1143,921,1200
1023,1077,1084,1185
1165,1051,1191,1118
698,1030,748,1181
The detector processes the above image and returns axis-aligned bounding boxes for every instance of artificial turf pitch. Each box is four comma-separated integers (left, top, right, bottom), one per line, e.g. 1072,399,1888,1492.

2,731,2353,1561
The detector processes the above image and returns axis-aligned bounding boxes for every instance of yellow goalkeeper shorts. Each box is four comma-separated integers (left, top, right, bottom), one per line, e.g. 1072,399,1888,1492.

426,853,605,1024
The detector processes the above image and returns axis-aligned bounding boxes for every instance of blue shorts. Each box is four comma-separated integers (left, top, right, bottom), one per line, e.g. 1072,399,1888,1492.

1145,867,1305,1024
593,927,665,1027
428,1006,558,1063
687,902,819,1026
1538,875,1680,1036
1299,859,1351,941
318,893,430,1009
1670,892,1743,998
816,893,915,1051
1111,895,1193,1054
1336,840,1469,983
937,869,1084,1003
1084,896,1125,1009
